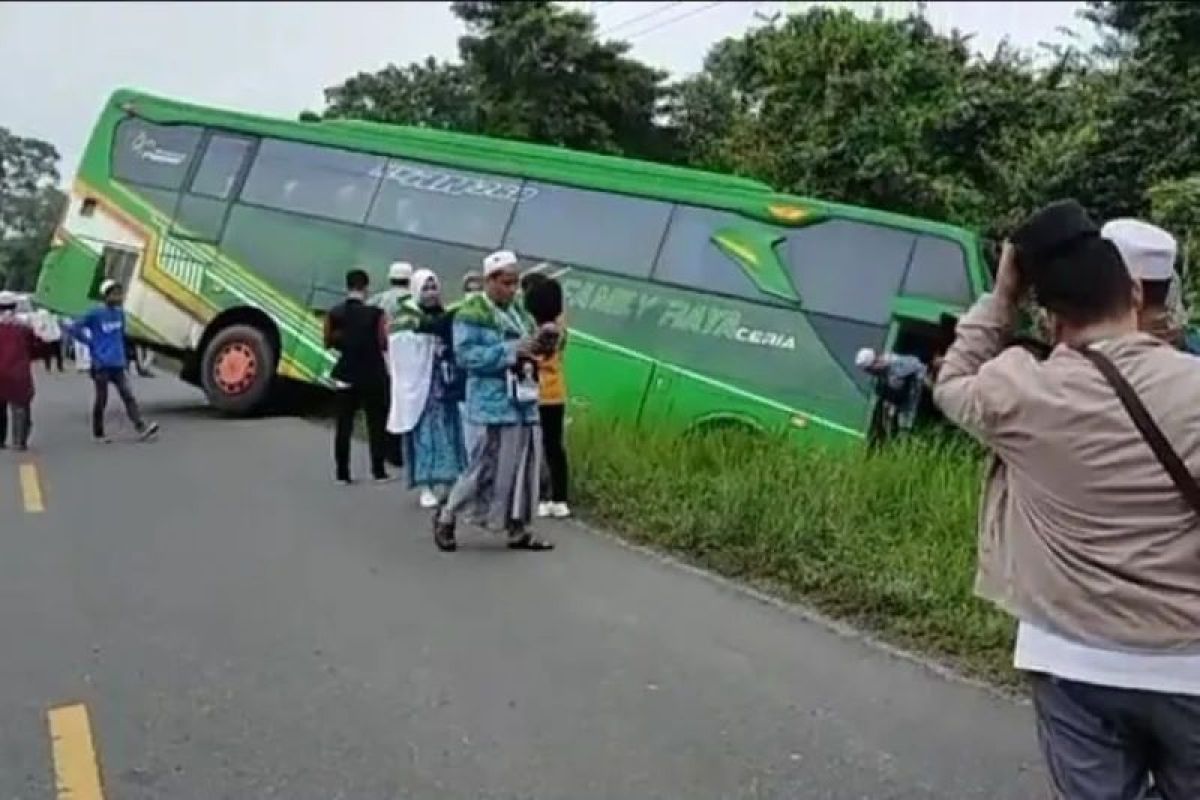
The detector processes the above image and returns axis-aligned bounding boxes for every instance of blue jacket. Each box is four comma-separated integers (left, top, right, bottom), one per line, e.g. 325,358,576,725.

68,305,127,369
453,294,538,426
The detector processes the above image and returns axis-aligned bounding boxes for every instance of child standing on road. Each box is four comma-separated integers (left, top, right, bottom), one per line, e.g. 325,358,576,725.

67,280,159,443
0,291,41,451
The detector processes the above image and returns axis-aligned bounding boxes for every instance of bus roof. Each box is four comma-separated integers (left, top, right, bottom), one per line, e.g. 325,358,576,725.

106,88,978,244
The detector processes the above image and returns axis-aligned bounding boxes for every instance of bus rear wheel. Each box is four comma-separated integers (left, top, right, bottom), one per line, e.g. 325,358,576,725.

200,324,275,415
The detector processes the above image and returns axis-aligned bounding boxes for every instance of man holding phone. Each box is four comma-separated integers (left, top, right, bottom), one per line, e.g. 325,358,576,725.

433,250,554,553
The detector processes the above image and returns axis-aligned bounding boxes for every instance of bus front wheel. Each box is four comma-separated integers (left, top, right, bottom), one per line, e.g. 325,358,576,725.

200,324,275,415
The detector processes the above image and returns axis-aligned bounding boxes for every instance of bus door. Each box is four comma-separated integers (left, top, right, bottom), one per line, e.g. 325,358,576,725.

874,235,977,437
163,133,258,295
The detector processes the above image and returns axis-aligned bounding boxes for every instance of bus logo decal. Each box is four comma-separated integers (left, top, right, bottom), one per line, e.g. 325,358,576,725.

372,162,537,204
131,131,188,166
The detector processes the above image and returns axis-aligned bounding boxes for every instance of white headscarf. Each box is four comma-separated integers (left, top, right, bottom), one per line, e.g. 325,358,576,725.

411,268,441,309
386,268,440,435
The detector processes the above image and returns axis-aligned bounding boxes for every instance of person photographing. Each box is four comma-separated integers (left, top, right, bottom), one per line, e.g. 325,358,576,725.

935,200,1200,799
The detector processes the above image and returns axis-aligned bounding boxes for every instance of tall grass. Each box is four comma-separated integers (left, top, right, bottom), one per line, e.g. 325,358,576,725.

569,419,1017,685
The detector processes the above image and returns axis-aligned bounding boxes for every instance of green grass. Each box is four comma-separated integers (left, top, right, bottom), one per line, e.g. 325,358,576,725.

569,419,1018,687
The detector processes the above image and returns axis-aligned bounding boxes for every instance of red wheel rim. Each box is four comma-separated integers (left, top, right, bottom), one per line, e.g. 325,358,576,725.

213,341,258,395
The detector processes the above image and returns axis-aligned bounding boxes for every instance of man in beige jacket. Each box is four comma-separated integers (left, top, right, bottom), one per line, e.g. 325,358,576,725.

934,201,1200,799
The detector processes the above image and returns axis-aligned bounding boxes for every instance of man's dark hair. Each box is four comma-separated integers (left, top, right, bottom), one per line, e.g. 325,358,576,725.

346,269,370,291
524,276,563,324
1029,236,1135,327
521,271,549,294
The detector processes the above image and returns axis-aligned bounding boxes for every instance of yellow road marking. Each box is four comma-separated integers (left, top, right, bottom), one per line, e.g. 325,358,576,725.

48,703,106,800
19,463,44,513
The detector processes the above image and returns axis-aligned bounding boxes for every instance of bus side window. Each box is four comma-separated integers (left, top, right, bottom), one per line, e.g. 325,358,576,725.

240,139,383,225
504,182,671,279
189,135,254,200
901,236,971,305
111,118,203,191
653,205,792,304
776,220,916,393
777,219,915,326
364,159,519,250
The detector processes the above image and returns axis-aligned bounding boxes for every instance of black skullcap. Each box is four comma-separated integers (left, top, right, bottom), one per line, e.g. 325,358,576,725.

1011,199,1099,267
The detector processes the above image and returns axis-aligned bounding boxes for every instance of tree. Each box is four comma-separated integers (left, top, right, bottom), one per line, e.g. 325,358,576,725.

1148,175,1200,308
323,57,480,132
667,10,990,222
1075,2,1200,219
663,7,1113,237
0,185,66,291
315,0,1200,249
1,128,59,238
322,1,672,159
0,129,62,290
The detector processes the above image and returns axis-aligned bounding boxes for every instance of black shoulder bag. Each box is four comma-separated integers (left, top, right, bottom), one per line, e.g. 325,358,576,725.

1075,345,1200,517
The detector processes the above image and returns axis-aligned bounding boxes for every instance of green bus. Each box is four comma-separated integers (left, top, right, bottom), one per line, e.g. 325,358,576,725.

37,89,989,445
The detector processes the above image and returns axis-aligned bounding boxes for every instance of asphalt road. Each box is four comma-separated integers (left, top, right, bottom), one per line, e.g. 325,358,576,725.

0,371,1046,800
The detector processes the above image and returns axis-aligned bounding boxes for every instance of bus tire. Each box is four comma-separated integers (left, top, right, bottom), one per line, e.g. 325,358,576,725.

199,324,275,415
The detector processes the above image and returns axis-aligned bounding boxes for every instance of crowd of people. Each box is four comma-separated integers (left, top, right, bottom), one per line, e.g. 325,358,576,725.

5,209,1197,793
323,251,571,554
933,207,1199,798
0,280,159,451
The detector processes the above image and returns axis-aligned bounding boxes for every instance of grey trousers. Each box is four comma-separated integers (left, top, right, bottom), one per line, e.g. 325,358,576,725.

440,423,541,534
0,402,31,448
1031,673,1200,799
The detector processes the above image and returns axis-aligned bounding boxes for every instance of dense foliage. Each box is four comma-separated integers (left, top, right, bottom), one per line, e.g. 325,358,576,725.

0,127,64,291
322,1,1200,282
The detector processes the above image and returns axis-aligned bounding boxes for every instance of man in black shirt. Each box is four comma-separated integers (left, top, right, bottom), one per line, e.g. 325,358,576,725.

324,269,391,485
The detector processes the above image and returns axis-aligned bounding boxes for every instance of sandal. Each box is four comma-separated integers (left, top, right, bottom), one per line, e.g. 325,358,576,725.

507,533,555,551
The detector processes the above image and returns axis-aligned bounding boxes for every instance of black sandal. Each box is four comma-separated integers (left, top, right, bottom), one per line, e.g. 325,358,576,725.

433,509,457,552
507,533,555,551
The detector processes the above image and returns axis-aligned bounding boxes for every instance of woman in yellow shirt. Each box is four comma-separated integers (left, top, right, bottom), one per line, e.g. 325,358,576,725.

522,271,570,519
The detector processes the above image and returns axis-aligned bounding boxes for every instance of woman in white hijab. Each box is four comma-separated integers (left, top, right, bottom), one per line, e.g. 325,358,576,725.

386,269,468,507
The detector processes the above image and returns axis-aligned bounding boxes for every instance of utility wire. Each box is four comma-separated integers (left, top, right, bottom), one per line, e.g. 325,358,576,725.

599,2,685,37
624,1,726,42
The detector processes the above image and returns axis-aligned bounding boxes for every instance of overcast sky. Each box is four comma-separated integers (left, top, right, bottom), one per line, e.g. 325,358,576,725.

1,1,1091,183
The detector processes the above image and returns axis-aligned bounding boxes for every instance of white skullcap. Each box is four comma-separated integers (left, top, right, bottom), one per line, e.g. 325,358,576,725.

0,291,16,307
483,250,519,277
1101,218,1177,282
388,261,414,282
855,347,877,369
99,279,119,295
